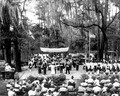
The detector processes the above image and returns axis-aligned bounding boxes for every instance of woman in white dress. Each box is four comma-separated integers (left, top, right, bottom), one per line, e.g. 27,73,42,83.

49,62,56,75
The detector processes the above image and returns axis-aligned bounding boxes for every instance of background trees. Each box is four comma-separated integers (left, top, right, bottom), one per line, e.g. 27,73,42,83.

0,0,30,72
60,0,120,61
27,0,120,61
0,0,120,69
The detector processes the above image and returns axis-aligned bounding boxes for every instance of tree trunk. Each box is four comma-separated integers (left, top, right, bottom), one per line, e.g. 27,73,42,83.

14,39,21,72
99,29,107,61
4,39,11,65
1,45,5,60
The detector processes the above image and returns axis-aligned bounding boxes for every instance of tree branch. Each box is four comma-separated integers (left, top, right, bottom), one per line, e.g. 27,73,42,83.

21,0,27,14
106,12,119,29
61,19,102,30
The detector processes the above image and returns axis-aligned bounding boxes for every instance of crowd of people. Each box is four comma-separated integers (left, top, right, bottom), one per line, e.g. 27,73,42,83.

5,53,120,96
6,71,120,96
78,72,120,96
6,75,76,96
28,54,80,75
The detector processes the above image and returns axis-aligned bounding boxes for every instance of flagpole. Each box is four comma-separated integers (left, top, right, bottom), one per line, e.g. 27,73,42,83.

89,31,90,62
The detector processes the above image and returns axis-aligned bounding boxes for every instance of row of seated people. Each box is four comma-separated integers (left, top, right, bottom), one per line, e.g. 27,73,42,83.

6,71,120,96
7,74,120,96
78,73,120,96
6,76,76,96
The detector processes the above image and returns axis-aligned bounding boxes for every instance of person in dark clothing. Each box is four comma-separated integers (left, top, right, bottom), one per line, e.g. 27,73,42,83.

43,62,47,75
76,61,79,71
33,56,38,68
66,60,70,74
38,60,42,74
38,65,42,74
97,64,101,74
73,60,76,68
60,63,64,73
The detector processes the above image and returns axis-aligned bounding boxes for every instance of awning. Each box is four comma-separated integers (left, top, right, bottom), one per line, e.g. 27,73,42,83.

40,47,69,53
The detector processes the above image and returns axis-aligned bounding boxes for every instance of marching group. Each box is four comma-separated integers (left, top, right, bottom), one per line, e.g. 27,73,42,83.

28,54,80,75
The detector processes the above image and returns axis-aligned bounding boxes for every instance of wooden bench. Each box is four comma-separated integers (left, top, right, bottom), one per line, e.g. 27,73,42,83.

0,71,15,80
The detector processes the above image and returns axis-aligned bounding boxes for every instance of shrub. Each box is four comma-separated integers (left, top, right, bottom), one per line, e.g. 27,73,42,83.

110,74,120,83
50,74,66,86
99,74,108,80
79,74,89,83
44,81,51,88
27,75,35,82
36,76,44,84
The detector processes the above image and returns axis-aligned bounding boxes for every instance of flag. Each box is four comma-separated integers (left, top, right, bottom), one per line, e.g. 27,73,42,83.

28,30,35,40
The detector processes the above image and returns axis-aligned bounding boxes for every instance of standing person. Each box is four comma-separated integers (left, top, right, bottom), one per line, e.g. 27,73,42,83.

72,59,76,68
69,58,72,70
97,63,101,74
43,61,47,75
49,62,56,75
76,60,79,71
33,56,38,68
65,59,70,74
59,60,64,73
38,59,42,74
28,60,33,71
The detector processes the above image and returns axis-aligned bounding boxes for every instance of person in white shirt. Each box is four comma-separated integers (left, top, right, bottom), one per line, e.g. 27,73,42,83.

28,86,36,96
87,76,94,84
8,87,16,96
113,79,120,88
28,60,33,71
93,84,101,93
13,81,21,93
94,77,100,86
44,89,53,96
6,82,12,91
53,87,60,96
86,62,90,72
49,62,56,75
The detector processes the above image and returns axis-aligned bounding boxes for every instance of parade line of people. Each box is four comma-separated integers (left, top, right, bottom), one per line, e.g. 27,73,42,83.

84,60,120,74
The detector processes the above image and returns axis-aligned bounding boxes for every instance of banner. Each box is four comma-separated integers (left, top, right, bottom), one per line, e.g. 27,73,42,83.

40,47,69,53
